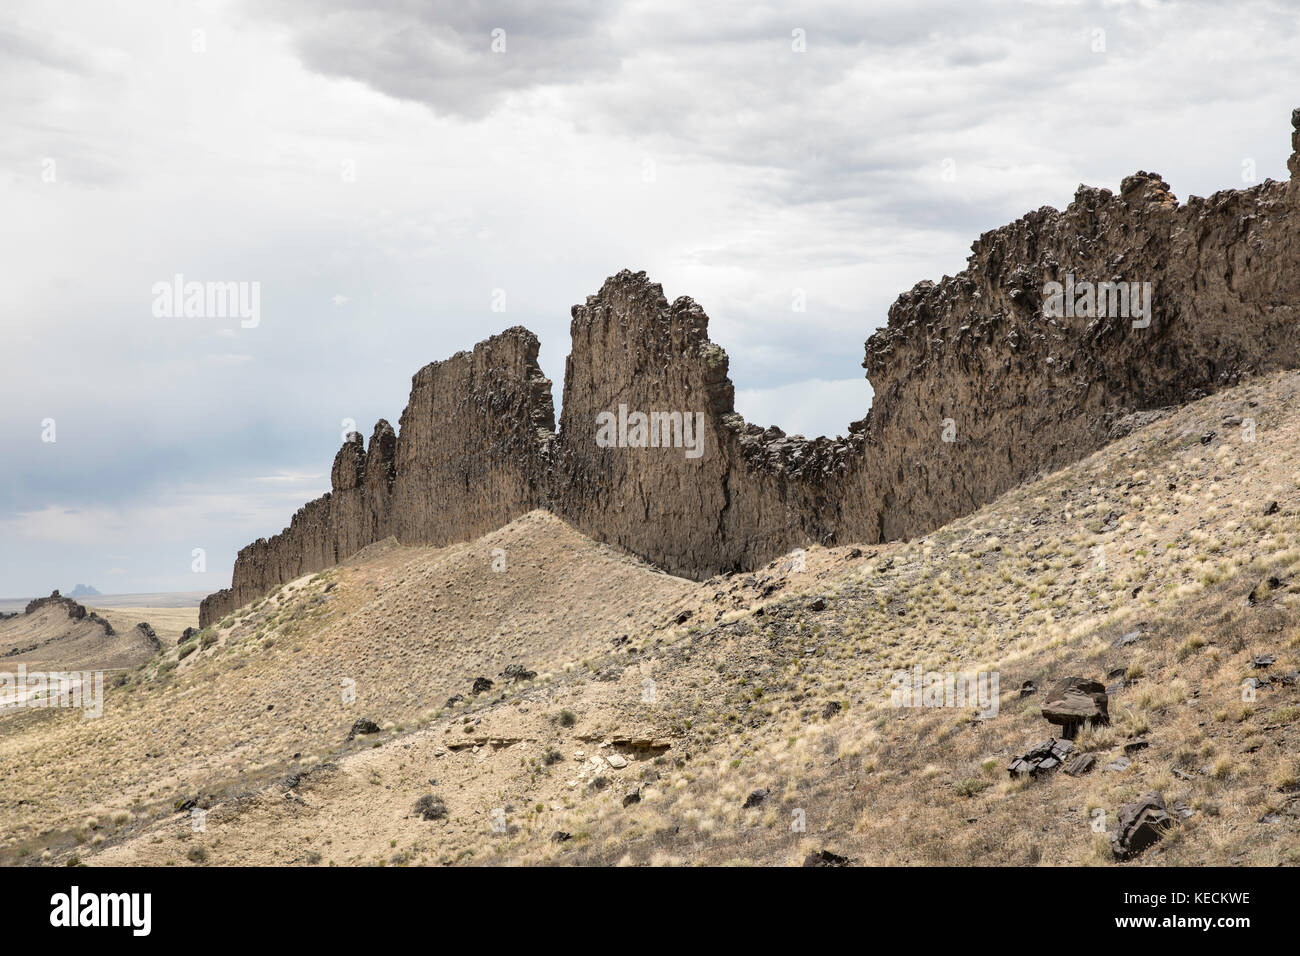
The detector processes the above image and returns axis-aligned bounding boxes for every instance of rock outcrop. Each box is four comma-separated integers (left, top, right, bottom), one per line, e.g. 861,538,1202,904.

201,109,1300,628
201,329,554,625
391,327,554,548
554,279,848,577
24,590,88,620
1112,792,1175,860
1041,677,1110,738
20,590,117,636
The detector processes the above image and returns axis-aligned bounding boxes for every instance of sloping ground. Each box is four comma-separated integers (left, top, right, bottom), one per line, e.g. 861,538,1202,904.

0,513,707,863
0,604,158,673
8,370,1300,867
91,607,197,647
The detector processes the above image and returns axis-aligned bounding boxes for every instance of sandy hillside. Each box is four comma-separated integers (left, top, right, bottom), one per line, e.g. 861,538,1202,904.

5,371,1300,867
0,513,707,864
0,603,159,673
91,607,198,647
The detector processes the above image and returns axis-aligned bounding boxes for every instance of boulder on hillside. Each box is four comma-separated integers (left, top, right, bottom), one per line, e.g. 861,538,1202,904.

346,717,381,740
1112,792,1174,861
1041,676,1109,739
802,849,851,867
1063,753,1096,776
1008,738,1073,778
501,663,536,682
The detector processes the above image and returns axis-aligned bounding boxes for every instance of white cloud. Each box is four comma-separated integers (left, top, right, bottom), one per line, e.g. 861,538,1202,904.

735,378,874,439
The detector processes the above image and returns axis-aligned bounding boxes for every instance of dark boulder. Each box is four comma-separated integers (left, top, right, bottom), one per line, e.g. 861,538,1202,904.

346,717,381,740
502,663,537,682
1112,792,1174,860
802,849,851,867
1063,753,1096,776
1008,738,1073,778
1041,676,1108,738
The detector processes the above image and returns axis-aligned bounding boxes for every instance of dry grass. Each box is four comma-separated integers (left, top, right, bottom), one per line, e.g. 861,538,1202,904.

5,372,1300,866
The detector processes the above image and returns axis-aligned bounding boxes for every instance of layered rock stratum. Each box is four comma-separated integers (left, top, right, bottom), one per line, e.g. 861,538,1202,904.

201,109,1300,628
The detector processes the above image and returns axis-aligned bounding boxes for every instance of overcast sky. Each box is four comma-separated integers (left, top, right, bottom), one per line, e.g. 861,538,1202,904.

1,0,1297,598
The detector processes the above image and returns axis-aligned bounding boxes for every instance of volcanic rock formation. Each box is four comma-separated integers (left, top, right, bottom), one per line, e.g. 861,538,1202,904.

201,108,1300,627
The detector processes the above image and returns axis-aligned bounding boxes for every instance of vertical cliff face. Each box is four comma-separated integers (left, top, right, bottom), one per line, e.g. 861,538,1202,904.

853,158,1300,544
554,276,735,575
201,109,1300,629
554,272,864,577
200,329,555,627
329,433,367,560
363,419,397,543
392,326,555,548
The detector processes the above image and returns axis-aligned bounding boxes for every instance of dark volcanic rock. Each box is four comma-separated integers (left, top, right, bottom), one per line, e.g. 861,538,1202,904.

25,590,87,621
134,622,160,652
1008,738,1074,778
1063,753,1096,776
346,717,381,740
1041,677,1109,738
502,663,537,682
802,849,851,867
199,110,1300,628
1112,792,1174,860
